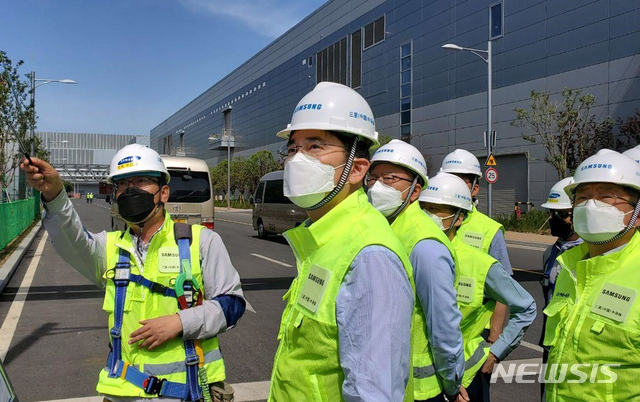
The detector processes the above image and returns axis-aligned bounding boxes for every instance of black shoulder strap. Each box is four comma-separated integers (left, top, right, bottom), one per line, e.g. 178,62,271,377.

173,222,193,245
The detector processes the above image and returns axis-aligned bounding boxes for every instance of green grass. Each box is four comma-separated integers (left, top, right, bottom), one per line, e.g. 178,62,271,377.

493,209,550,234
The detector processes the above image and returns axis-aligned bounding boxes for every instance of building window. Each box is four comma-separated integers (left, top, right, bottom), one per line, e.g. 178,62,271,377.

351,29,362,88
364,16,385,49
308,56,313,67
490,2,503,39
400,42,412,143
316,37,347,85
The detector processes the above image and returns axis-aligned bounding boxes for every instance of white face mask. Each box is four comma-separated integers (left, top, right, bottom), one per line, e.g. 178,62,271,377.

283,152,343,209
424,210,456,231
573,199,633,243
367,181,408,217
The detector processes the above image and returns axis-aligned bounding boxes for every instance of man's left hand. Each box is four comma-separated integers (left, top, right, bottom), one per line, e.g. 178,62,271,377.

129,314,183,350
481,352,499,374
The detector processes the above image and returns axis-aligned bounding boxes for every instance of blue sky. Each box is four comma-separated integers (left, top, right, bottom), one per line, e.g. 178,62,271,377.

1,0,326,136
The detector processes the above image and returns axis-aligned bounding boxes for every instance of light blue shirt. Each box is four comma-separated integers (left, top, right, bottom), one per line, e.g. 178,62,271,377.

337,245,414,402
488,230,513,275
411,239,464,396
484,262,537,360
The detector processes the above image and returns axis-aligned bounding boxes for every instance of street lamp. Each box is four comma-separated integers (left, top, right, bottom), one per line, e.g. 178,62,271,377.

442,41,494,217
29,71,77,156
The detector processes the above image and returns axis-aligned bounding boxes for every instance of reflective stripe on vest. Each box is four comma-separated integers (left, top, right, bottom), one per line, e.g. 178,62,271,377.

268,189,414,402
390,201,458,400
544,232,640,402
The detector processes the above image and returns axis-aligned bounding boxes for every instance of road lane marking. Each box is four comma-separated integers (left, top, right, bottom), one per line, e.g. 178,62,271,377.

217,218,253,226
40,380,271,402
506,243,547,252
251,253,293,268
0,232,48,360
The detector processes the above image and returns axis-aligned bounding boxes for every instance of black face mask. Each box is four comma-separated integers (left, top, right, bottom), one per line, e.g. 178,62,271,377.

549,215,574,239
116,186,161,224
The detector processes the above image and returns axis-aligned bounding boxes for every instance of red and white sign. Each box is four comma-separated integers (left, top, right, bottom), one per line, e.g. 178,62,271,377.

485,167,498,184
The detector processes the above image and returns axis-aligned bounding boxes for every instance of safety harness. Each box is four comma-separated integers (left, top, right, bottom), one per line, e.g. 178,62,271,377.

106,223,213,401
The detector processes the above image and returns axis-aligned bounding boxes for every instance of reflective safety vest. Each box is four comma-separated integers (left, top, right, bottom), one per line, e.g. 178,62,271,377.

268,189,414,402
391,201,458,400
456,205,504,252
452,237,496,387
544,232,640,402
97,214,225,398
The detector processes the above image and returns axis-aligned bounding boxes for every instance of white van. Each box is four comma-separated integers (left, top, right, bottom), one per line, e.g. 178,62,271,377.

252,171,307,238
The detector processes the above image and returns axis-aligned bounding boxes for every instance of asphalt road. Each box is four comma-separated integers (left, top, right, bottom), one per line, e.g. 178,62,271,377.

0,198,548,401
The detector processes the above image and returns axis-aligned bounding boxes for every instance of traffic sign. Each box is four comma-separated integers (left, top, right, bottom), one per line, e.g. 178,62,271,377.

485,153,498,167
485,167,498,184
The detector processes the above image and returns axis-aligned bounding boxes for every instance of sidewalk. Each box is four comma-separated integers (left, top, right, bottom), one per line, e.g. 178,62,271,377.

0,222,42,294
506,230,555,245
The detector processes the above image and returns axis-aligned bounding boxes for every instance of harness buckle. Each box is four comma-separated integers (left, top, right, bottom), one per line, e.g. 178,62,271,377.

185,354,200,366
142,376,165,395
110,328,122,339
150,282,167,294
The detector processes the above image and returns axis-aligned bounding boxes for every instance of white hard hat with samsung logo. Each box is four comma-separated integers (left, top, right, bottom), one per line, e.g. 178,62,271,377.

541,177,573,209
440,149,482,177
108,144,170,184
419,172,473,211
276,82,379,146
370,139,428,184
564,149,640,196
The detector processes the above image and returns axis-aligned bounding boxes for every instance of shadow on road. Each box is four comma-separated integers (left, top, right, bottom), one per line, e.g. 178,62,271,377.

241,277,294,292
0,284,103,302
250,235,289,245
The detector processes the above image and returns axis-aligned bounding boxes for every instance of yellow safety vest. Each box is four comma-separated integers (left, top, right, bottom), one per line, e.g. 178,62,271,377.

457,205,504,252
391,201,458,400
544,231,640,402
452,237,496,387
268,189,414,402
97,213,225,397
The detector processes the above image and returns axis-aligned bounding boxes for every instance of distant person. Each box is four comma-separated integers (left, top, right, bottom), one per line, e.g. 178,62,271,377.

367,140,466,402
420,173,536,402
86,192,90,204
20,144,245,401
440,150,512,346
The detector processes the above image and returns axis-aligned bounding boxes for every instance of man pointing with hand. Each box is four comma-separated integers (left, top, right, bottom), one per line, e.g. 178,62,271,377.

20,144,244,401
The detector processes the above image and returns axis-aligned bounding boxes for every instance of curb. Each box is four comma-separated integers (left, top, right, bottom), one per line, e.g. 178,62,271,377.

0,222,42,295
505,230,555,245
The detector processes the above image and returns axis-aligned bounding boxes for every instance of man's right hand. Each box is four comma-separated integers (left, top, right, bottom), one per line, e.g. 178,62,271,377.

19,157,64,202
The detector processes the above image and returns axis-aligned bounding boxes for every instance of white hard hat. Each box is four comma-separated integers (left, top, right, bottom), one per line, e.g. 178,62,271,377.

108,144,170,184
440,149,482,177
370,139,428,184
622,145,640,164
564,149,640,196
276,82,379,146
541,177,573,209
418,172,473,211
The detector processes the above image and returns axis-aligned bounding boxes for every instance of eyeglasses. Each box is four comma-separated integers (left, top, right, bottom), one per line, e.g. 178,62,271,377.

550,210,572,220
115,177,159,191
573,193,635,207
278,139,347,161
366,173,414,186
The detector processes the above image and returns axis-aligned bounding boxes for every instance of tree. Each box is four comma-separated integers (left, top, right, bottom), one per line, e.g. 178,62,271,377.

0,51,35,195
370,134,393,154
246,150,281,192
618,110,640,148
512,88,615,179
209,159,228,195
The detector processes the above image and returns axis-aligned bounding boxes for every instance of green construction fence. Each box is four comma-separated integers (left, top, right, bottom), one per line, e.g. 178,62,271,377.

0,192,40,251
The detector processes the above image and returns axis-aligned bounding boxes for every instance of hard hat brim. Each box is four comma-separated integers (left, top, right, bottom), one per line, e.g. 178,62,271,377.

277,123,379,147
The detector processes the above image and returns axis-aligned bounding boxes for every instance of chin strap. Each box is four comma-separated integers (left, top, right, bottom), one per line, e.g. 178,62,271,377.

587,202,640,245
387,176,419,221
307,136,359,211
444,209,463,237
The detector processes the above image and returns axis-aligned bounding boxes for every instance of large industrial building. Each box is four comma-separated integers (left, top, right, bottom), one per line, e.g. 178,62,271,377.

150,0,640,214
